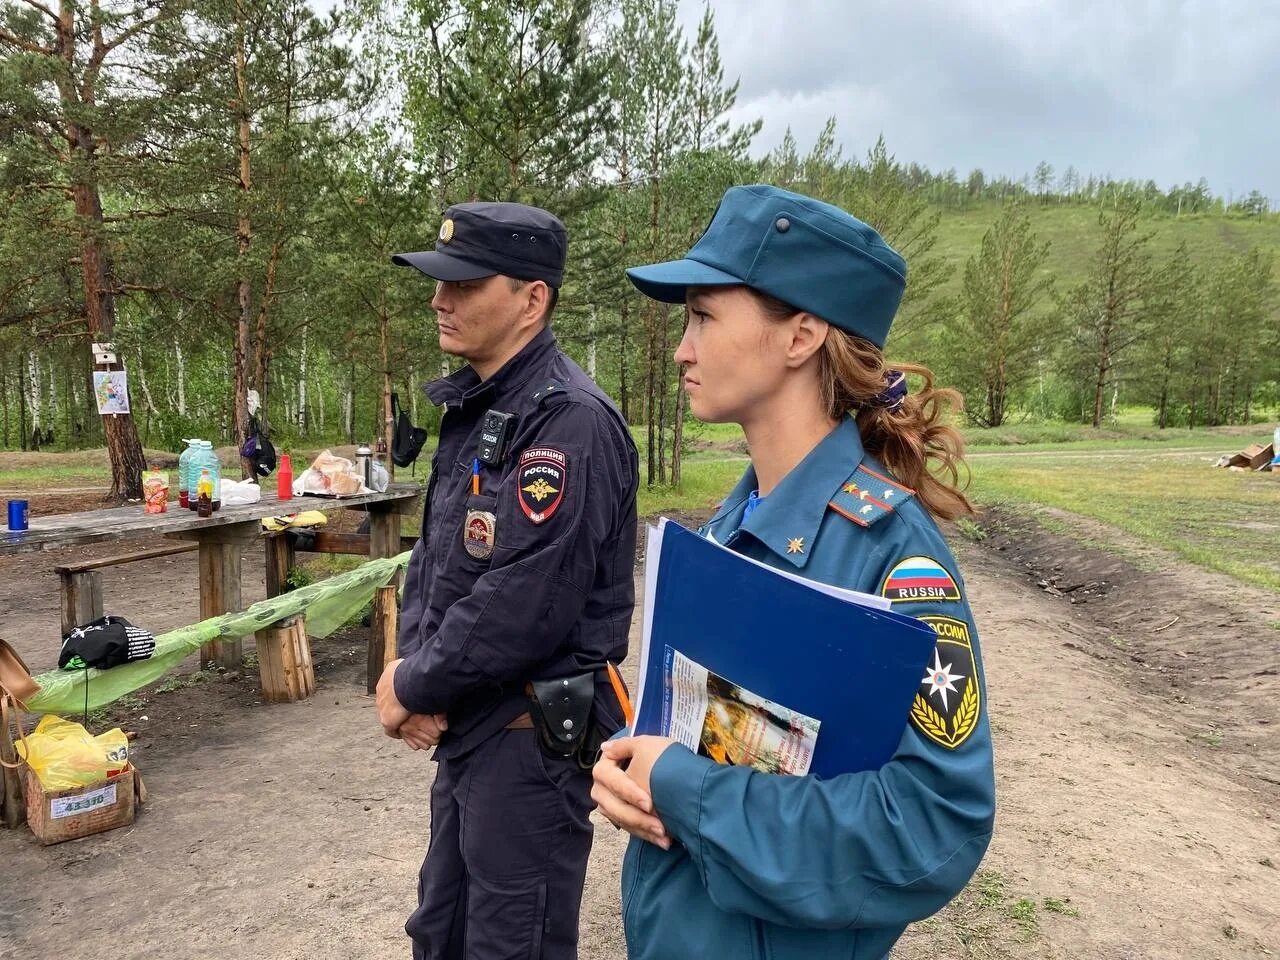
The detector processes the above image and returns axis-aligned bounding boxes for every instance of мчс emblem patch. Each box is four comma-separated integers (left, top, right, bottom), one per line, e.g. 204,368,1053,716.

909,615,981,749
462,510,496,559
881,555,962,603
516,447,567,524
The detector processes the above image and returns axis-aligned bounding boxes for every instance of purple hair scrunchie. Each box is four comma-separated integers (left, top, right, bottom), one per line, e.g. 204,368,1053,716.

870,370,908,412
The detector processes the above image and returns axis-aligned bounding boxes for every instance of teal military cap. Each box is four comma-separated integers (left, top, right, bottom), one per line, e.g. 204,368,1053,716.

626,185,907,349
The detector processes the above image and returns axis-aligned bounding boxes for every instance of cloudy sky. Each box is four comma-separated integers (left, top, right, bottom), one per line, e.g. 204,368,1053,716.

674,0,1280,203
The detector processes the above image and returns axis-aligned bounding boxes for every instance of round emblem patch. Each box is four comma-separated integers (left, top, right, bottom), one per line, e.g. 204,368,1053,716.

439,218,455,243
462,509,496,559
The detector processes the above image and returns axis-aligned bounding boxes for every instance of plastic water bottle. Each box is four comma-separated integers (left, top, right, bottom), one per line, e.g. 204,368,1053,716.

188,441,221,511
186,440,207,511
205,444,222,511
196,468,214,517
177,439,197,509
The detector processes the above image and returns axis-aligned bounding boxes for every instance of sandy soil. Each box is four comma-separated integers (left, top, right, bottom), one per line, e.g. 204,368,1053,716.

1,498,1277,959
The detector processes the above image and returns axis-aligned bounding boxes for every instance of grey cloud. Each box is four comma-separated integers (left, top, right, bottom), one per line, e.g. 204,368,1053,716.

679,0,1280,200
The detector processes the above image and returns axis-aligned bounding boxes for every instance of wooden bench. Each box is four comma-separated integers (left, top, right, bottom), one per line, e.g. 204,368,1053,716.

54,543,199,636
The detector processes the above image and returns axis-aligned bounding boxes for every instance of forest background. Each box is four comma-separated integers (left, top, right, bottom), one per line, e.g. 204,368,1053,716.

1,0,1277,499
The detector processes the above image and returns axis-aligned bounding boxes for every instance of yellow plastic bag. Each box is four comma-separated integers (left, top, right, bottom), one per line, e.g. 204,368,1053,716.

16,715,129,791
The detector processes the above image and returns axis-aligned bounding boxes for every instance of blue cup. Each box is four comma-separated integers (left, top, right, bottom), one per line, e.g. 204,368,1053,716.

7,499,29,531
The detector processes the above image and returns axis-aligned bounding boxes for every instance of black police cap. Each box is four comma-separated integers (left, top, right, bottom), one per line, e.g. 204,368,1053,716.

392,201,567,288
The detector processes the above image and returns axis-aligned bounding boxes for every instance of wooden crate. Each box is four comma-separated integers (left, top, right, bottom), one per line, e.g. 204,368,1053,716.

23,763,143,845
256,615,315,703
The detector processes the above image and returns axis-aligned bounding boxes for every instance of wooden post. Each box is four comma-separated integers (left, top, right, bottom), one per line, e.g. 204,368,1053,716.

59,570,104,637
264,533,296,598
256,615,315,703
199,542,243,670
2,709,26,828
366,508,404,693
368,584,398,688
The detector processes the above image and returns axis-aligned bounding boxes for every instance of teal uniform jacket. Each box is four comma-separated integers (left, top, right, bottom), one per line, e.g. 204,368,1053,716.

621,417,996,960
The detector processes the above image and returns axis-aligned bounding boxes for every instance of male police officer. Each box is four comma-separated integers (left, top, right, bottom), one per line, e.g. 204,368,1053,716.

377,202,639,960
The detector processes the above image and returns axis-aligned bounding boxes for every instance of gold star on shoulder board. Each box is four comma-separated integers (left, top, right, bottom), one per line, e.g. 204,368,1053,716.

842,482,859,495
787,537,805,555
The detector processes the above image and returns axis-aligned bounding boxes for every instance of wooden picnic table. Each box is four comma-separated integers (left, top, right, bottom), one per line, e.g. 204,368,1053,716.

0,483,422,671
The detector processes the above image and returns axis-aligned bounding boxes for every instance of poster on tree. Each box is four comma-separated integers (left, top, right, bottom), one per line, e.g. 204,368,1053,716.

93,371,131,415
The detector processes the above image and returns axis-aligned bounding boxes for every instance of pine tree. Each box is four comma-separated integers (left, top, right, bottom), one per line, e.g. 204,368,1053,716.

1136,243,1199,428
0,0,184,496
137,0,362,469
1059,198,1156,427
944,203,1054,427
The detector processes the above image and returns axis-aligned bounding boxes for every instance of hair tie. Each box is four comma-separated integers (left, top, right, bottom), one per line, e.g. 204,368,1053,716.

869,370,907,412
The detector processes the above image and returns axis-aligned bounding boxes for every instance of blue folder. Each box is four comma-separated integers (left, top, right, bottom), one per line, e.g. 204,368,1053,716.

633,520,939,778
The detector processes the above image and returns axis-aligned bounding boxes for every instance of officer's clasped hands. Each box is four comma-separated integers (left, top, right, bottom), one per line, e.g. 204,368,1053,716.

398,712,449,751
375,658,411,737
375,658,449,749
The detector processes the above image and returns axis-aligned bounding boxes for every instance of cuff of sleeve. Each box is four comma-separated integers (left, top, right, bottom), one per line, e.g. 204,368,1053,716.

650,743,714,868
393,660,434,715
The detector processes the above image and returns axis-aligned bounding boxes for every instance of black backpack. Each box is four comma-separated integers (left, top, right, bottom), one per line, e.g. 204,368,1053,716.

240,413,277,478
59,616,156,671
391,392,428,468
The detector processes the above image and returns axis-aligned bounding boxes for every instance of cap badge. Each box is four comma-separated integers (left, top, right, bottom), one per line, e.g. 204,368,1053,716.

439,218,455,243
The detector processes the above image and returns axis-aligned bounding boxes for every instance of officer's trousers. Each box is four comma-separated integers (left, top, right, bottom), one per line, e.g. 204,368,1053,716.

407,728,595,960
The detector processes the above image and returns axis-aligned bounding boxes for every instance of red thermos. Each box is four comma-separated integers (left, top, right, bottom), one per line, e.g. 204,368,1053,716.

277,453,293,500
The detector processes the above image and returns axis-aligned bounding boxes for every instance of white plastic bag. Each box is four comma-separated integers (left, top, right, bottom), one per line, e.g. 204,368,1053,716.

220,478,262,506
370,459,390,493
292,449,371,497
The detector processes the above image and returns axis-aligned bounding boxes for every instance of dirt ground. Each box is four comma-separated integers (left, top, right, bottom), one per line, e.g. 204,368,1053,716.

1,494,1278,959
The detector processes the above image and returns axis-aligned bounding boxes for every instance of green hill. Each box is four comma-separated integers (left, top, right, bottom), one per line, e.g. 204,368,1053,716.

930,202,1280,296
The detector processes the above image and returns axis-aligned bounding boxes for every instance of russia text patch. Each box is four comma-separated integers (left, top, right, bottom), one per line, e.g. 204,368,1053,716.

881,556,962,603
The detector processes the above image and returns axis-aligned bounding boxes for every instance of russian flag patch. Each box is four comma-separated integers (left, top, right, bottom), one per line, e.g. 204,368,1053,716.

881,556,962,603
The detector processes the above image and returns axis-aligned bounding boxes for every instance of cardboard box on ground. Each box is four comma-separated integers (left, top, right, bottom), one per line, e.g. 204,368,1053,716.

1215,442,1275,471
22,763,145,845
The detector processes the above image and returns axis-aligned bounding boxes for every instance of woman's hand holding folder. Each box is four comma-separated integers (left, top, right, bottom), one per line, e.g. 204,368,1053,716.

592,735,676,850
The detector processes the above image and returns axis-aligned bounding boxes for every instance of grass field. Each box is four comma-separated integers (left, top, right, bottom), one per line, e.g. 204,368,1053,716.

930,202,1280,298
636,415,1280,592
4,413,1277,592
966,447,1280,591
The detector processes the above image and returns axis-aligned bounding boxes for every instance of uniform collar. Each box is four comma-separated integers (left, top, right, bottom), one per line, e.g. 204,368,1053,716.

708,417,866,568
425,326,558,409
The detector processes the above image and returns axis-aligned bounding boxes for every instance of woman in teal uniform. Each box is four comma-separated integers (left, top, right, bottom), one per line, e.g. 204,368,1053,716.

592,185,996,960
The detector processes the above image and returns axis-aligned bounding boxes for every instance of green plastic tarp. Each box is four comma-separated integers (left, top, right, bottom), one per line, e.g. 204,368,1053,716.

24,551,411,714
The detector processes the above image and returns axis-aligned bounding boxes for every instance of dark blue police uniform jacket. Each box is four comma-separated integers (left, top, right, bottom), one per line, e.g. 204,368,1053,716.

394,326,639,755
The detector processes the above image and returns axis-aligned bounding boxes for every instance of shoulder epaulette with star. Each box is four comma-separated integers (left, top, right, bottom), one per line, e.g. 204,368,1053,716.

531,379,567,407
828,462,914,527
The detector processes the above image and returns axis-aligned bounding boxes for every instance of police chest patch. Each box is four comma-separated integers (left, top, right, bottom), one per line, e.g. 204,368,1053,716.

881,555,962,603
462,510,496,559
517,447,567,524
909,615,981,750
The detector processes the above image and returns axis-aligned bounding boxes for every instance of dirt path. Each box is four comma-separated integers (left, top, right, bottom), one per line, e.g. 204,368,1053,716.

2,510,1277,959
